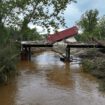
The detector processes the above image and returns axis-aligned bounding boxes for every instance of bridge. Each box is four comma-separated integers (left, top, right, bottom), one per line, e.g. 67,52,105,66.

21,26,105,61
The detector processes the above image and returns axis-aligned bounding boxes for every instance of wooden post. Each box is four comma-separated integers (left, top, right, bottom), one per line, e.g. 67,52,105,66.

65,46,70,61
21,46,31,60
21,46,28,60
28,47,31,60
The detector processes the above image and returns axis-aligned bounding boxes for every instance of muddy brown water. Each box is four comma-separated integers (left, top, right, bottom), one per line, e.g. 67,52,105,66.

0,51,105,105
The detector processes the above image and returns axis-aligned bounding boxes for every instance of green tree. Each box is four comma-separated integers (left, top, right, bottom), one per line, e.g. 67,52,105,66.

0,0,19,83
78,9,98,32
0,0,76,40
76,9,99,42
0,0,76,83
19,17,42,41
1,0,76,30
15,0,77,40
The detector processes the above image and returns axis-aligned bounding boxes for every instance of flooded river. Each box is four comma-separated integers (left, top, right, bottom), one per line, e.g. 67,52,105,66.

0,51,105,105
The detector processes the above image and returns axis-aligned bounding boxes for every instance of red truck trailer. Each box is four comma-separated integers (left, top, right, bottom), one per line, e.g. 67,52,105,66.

47,26,78,44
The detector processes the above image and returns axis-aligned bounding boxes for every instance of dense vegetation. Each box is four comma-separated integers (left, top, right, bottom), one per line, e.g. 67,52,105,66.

75,9,105,42
0,25,19,83
75,9,105,91
81,49,105,91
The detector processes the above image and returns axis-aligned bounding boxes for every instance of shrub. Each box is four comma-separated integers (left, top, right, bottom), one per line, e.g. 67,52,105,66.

0,39,19,84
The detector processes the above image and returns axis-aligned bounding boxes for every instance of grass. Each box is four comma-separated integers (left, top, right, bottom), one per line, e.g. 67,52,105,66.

0,42,20,84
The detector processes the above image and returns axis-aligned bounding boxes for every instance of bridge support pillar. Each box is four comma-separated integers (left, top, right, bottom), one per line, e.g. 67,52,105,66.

65,46,70,62
21,46,31,60
28,47,31,60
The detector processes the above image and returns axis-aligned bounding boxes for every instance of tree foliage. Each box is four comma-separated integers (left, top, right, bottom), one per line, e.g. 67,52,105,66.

0,0,77,40
76,9,99,42
1,0,76,31
77,9,98,32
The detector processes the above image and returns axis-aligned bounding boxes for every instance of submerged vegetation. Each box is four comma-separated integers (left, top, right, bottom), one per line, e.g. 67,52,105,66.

81,49,105,78
0,26,19,83
81,49,105,91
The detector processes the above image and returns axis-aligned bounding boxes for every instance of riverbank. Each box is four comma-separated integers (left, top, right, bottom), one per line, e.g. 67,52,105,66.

0,43,19,84
78,49,105,91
